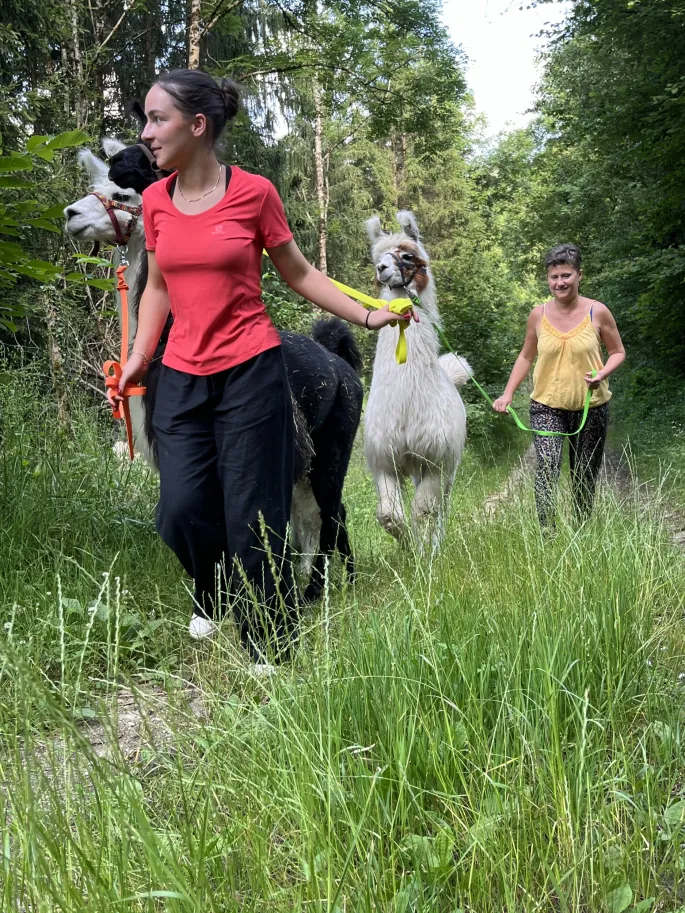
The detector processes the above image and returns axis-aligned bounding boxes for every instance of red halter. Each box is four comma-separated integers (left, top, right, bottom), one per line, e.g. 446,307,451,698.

89,191,142,246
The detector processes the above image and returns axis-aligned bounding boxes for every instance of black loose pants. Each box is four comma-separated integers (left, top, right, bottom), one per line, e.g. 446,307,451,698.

152,346,298,661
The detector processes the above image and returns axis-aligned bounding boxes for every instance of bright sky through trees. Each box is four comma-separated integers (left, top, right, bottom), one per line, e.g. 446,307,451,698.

442,0,572,135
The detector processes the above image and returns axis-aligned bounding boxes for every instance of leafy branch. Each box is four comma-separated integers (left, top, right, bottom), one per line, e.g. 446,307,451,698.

0,130,116,332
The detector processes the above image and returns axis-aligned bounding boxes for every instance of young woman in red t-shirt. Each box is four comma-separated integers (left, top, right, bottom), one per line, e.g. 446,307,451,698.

115,69,411,663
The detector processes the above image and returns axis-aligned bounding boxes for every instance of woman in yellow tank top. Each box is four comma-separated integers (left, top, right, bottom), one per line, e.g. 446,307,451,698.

493,244,626,529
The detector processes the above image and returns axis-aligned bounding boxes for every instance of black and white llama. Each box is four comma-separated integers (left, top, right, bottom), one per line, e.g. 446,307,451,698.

64,139,362,603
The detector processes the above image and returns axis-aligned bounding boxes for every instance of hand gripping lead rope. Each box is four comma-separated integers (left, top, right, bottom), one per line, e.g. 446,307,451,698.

102,251,146,460
103,250,408,464
325,277,414,364
113,248,589,439
318,271,596,437
314,265,597,437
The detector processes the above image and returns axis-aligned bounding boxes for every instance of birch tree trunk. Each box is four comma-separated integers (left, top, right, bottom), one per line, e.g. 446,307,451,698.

391,133,400,209
314,79,328,275
93,0,107,125
188,0,202,69
391,133,407,209
61,44,70,118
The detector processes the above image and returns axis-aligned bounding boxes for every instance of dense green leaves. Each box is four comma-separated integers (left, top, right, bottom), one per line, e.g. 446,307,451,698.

2,0,681,447
521,0,685,391
0,131,90,330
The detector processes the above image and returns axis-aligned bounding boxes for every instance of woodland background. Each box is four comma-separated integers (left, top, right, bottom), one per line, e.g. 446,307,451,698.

1,0,684,470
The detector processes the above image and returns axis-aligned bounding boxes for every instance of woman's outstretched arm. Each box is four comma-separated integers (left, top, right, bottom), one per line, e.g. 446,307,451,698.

267,240,418,330
492,307,540,412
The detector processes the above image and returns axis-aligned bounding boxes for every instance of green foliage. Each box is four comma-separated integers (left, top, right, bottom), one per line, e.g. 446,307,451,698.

0,0,71,147
467,0,685,464
261,267,315,334
1,3,685,909
523,0,685,379
0,130,90,330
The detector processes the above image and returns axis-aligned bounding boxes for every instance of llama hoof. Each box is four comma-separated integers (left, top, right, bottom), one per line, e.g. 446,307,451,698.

379,515,407,542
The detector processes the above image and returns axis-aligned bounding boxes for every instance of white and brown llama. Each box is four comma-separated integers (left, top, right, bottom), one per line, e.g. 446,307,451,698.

64,138,364,604
64,139,153,464
364,211,472,549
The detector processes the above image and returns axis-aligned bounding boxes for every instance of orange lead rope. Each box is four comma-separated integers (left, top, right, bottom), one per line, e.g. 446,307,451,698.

103,255,146,460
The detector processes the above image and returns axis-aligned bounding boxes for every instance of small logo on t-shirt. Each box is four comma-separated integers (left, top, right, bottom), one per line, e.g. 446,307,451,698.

211,224,224,234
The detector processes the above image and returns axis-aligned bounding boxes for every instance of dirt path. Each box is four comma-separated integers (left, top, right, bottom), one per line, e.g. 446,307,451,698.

483,445,536,517
74,683,208,761
602,448,685,551
26,683,208,789
483,443,685,552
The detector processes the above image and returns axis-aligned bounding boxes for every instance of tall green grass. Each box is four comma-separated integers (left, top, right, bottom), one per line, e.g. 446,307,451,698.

1,377,684,912
609,383,685,512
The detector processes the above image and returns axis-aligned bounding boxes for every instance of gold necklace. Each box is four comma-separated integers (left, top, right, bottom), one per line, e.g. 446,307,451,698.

177,163,222,203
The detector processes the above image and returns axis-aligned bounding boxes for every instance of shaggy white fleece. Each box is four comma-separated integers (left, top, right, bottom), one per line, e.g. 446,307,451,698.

364,210,472,549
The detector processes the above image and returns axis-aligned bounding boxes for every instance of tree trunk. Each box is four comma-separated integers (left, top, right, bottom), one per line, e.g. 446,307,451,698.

314,80,328,275
144,10,157,91
391,133,400,209
400,132,407,208
92,0,107,127
61,43,70,118
188,0,202,68
391,133,407,209
67,0,85,126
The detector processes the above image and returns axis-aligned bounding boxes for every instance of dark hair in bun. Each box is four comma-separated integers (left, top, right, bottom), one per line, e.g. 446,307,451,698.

219,77,240,121
155,68,240,144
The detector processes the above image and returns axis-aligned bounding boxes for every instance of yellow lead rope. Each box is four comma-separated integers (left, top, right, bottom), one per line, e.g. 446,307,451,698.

325,277,413,364
263,250,412,363
263,252,599,436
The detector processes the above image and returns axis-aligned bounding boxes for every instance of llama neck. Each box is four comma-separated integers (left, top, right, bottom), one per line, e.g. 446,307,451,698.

115,234,144,347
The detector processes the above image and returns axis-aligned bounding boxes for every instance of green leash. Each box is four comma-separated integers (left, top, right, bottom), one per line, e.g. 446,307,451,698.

408,295,596,439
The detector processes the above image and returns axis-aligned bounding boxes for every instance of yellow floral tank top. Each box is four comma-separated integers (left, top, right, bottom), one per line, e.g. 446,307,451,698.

531,303,611,411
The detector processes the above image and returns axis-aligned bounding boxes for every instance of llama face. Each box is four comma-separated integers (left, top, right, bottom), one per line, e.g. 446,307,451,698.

372,239,429,291
366,211,430,293
64,145,144,244
108,143,164,193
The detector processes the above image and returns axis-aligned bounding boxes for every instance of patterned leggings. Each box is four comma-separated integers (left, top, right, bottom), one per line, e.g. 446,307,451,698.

530,401,609,528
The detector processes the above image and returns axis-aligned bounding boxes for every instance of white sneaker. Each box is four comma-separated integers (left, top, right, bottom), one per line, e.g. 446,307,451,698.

189,615,218,640
252,662,276,678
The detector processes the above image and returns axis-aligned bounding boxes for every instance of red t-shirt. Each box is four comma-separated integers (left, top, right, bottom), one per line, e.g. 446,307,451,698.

142,166,292,375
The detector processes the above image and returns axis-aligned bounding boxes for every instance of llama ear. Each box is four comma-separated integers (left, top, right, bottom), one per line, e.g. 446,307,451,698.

366,216,387,244
102,137,126,159
128,99,147,130
78,148,108,181
397,210,420,243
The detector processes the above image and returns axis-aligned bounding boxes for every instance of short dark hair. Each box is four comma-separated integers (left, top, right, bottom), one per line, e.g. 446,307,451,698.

155,69,240,144
545,243,582,272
